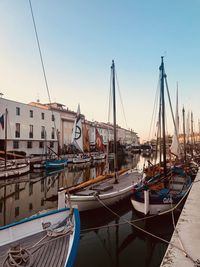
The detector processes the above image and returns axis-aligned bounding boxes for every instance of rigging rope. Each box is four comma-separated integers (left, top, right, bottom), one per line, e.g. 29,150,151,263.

148,76,160,142
29,0,58,152
115,69,128,129
29,0,52,106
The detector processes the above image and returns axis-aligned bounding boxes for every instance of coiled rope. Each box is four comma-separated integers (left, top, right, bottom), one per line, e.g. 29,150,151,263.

2,245,33,267
1,217,74,266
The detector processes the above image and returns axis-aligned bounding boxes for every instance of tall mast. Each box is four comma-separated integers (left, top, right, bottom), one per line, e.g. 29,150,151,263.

4,108,8,169
111,60,118,183
182,106,186,162
160,57,167,175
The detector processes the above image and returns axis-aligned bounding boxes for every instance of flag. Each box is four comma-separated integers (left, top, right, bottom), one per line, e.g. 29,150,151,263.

83,124,90,152
96,128,104,151
0,114,4,129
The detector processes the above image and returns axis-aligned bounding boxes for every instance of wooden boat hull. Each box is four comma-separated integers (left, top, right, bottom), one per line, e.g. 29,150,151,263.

45,159,68,169
92,153,106,160
0,207,80,267
131,198,175,215
0,163,30,179
72,157,91,164
70,186,132,211
131,169,191,215
69,170,142,211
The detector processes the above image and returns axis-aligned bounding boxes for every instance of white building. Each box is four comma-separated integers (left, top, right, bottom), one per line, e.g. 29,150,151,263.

0,97,140,156
0,98,60,157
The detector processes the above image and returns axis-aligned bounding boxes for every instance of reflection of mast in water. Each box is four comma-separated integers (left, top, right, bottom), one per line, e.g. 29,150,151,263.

90,166,96,179
115,217,119,267
3,185,6,226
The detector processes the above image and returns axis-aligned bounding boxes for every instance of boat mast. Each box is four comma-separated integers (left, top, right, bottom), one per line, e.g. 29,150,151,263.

182,106,187,162
111,60,118,183
191,111,194,157
160,57,167,175
4,108,8,169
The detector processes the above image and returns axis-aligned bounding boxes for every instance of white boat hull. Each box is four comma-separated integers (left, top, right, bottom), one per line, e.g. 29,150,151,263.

0,207,80,267
131,198,174,215
72,157,91,164
0,163,30,179
70,185,132,211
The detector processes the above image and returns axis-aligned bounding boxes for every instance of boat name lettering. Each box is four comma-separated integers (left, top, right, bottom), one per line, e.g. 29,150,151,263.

163,197,172,204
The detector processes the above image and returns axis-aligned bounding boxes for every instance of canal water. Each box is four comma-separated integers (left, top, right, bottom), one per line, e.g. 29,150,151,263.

0,154,180,267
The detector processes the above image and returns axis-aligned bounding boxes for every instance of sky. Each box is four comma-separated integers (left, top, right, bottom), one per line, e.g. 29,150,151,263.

0,0,200,142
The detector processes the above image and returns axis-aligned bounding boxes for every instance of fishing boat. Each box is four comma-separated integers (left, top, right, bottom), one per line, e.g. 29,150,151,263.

0,161,30,179
131,57,192,215
0,191,80,267
63,60,142,211
44,158,68,169
91,152,106,161
0,109,30,179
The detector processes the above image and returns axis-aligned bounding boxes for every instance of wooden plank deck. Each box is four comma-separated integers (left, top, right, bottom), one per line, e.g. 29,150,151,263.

75,170,142,195
0,230,70,267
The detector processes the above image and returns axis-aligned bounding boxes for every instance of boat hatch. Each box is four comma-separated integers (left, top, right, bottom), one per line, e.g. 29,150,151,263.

74,189,97,196
91,184,113,192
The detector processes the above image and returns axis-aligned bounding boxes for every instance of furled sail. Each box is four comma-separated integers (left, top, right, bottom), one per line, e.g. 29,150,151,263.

71,104,83,152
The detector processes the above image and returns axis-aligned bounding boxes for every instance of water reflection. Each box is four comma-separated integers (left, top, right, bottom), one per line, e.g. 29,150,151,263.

0,153,178,266
75,197,177,267
0,154,141,226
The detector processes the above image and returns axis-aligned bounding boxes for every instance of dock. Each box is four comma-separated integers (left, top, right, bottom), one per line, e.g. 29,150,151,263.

160,170,200,267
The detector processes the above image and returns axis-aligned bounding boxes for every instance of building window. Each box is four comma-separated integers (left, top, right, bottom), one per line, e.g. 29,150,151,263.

39,141,44,148
15,123,20,138
16,107,20,115
29,125,33,138
15,207,19,217
27,141,32,148
51,127,55,139
13,141,19,149
30,110,33,118
52,114,55,121
50,141,54,148
41,126,45,139
41,112,44,120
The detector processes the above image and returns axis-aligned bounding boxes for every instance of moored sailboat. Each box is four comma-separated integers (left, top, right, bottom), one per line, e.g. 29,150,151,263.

131,57,192,215
63,60,142,211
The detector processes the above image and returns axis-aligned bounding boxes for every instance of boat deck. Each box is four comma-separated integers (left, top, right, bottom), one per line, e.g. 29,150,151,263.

0,230,70,266
74,170,142,195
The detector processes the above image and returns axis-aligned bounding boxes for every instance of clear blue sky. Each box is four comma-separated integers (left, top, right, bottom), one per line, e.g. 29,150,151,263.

0,0,200,141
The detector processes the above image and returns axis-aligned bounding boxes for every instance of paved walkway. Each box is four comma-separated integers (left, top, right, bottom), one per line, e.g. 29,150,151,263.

160,171,200,266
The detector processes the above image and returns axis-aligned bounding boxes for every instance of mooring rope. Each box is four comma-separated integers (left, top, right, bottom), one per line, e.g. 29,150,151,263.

93,181,200,266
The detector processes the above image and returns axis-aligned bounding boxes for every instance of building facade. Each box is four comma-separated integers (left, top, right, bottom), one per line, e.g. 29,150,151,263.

0,98,60,157
0,97,140,156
